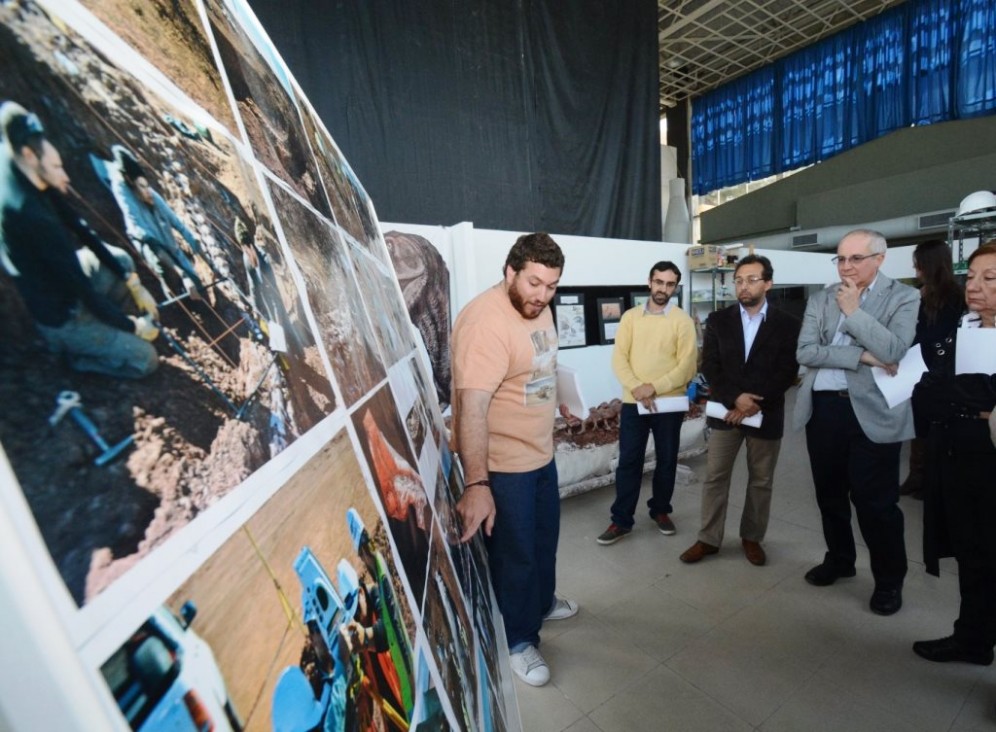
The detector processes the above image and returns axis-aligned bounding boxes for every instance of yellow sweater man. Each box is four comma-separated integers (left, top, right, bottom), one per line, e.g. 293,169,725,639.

612,305,698,402
598,261,698,545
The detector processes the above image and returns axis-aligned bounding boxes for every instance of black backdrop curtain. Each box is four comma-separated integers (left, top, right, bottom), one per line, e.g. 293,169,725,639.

248,0,661,241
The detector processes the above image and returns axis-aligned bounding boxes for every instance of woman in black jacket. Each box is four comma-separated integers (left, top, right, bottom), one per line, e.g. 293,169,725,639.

911,241,996,666
900,240,964,497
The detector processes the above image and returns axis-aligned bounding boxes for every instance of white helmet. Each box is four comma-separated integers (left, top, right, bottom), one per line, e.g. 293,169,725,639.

956,190,996,217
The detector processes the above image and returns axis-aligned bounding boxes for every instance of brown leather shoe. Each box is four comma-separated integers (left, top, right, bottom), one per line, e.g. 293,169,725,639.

679,541,718,563
742,539,766,566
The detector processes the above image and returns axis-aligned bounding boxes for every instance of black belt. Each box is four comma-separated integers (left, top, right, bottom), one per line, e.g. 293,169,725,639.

814,390,849,398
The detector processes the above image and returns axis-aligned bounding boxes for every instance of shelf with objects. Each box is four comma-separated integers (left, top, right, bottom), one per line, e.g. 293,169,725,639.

688,266,738,311
685,244,743,353
685,244,744,314
947,195,996,274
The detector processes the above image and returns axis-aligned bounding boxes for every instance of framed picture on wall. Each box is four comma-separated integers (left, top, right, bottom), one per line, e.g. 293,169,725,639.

596,296,625,345
629,291,649,310
631,286,683,310
554,293,586,348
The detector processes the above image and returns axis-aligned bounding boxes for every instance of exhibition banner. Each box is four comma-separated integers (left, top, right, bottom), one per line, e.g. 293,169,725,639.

0,1,512,729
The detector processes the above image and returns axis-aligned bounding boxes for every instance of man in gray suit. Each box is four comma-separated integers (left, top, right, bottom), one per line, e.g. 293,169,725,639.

794,229,919,616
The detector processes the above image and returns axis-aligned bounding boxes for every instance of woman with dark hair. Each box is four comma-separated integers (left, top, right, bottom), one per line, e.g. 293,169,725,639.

911,240,996,667
900,240,964,496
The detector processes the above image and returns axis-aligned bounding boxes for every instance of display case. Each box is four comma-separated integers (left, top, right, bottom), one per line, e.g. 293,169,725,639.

948,207,996,273
689,267,737,313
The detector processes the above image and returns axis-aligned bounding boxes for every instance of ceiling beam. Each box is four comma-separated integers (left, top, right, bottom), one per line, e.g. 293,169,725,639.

659,0,733,40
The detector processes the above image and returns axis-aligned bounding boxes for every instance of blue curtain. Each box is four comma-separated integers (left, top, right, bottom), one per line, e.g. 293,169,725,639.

692,0,996,195
911,0,954,125
779,46,818,170
957,0,996,118
851,11,908,141
815,35,853,161
690,68,775,189
745,68,776,181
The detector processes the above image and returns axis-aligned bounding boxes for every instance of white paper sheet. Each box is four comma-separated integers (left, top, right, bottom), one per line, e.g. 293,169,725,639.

705,400,763,428
955,328,996,375
266,320,287,353
556,365,588,419
636,396,689,415
872,346,927,408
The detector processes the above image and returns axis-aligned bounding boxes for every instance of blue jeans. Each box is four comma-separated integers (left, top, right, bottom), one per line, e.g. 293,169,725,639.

485,459,559,650
38,247,157,379
611,403,683,528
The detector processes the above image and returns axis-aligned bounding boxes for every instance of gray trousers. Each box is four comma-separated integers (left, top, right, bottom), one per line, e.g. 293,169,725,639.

38,246,158,379
698,427,781,546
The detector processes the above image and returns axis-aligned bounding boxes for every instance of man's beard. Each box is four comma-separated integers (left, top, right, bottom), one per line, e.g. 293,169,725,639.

738,292,762,308
651,290,670,307
508,279,544,319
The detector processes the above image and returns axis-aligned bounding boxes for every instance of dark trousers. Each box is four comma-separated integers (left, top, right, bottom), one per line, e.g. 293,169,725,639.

944,449,996,648
611,404,684,528
485,459,560,650
805,392,907,588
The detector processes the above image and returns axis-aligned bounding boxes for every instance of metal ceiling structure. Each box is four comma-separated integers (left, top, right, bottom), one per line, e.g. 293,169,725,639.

658,0,910,110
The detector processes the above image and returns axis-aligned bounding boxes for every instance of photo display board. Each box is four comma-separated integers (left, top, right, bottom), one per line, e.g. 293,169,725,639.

553,286,658,348
0,2,515,730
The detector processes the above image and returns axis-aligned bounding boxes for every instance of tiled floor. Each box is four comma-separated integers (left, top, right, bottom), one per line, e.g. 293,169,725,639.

515,402,996,731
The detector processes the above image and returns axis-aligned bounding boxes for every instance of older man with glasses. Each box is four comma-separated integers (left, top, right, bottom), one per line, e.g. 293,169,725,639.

794,229,920,616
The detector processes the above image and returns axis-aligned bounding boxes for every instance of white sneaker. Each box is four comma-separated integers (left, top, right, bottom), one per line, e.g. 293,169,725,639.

544,597,579,621
510,645,550,686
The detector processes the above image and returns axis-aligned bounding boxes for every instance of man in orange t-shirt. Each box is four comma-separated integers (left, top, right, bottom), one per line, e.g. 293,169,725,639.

451,232,578,687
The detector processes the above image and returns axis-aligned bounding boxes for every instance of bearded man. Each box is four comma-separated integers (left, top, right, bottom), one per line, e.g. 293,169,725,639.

678,255,801,567
450,232,578,687
596,261,698,545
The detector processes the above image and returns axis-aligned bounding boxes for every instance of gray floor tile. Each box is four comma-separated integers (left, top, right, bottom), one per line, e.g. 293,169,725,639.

589,664,753,732
514,390,983,730
539,613,658,714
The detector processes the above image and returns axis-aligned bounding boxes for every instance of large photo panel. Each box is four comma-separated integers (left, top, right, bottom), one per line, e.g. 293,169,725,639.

0,0,517,729
350,384,432,610
266,178,388,407
77,0,240,134
203,0,332,219
0,0,335,606
97,428,449,731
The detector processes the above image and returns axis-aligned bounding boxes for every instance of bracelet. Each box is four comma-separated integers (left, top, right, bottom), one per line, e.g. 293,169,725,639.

465,479,491,489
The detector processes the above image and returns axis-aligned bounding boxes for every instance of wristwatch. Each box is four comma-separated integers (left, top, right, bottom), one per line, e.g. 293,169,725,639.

465,479,491,489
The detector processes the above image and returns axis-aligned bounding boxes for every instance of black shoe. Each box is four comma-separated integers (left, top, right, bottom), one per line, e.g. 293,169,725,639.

804,562,856,587
869,586,903,616
912,635,994,665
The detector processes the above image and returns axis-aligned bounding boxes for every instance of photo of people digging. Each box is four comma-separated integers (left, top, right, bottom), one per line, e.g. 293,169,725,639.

0,0,336,605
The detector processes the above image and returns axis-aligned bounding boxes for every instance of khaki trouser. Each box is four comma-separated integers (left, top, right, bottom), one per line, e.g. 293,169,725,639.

698,427,781,546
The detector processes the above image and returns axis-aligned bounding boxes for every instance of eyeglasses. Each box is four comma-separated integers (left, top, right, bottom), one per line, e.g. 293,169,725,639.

831,253,881,266
733,276,765,286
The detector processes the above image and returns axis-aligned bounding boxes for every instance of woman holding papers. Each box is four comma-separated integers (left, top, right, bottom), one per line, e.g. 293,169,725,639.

912,240,996,667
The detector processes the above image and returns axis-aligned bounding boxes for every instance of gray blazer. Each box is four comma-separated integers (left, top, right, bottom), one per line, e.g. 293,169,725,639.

793,273,920,443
